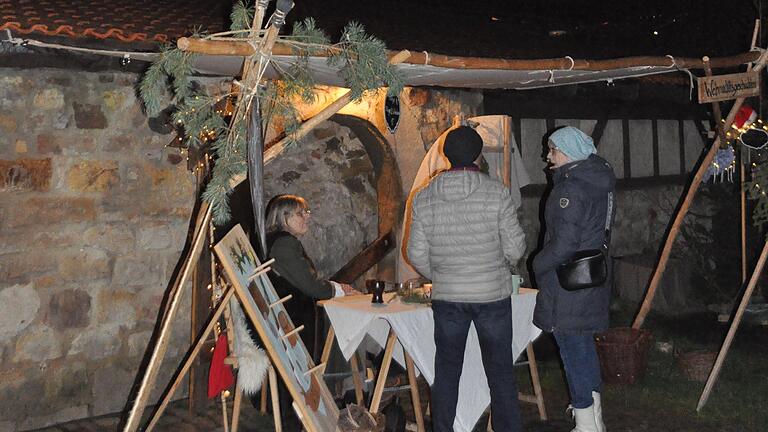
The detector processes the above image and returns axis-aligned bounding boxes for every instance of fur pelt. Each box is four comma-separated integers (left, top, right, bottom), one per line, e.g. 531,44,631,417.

229,299,269,395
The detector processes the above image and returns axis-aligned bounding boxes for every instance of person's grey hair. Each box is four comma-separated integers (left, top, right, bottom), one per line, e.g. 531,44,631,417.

265,194,308,233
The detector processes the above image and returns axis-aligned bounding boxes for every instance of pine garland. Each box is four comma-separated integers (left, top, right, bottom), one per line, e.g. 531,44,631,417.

139,3,404,225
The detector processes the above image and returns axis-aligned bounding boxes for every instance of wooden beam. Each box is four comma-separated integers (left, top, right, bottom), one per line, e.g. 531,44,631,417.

652,119,660,176
678,119,686,174
177,37,762,72
622,119,631,178
330,231,396,284
591,118,608,147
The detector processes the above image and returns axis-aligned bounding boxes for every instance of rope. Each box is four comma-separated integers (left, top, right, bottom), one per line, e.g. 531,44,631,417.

564,55,575,71
665,55,677,68
2,29,157,61
423,50,430,66
683,69,695,100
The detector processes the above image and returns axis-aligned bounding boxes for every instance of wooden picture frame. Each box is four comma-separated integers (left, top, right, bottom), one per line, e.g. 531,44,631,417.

213,225,339,432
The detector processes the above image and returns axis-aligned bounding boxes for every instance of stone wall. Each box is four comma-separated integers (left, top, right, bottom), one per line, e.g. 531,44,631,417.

0,69,384,430
264,120,379,278
0,69,197,430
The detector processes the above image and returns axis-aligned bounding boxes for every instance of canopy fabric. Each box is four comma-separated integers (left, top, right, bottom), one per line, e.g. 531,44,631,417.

193,54,681,89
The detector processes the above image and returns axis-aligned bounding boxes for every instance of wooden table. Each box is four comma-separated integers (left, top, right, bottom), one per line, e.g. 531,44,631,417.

319,289,546,432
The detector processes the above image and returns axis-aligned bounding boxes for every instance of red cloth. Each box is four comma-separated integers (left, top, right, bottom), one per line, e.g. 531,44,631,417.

208,334,235,398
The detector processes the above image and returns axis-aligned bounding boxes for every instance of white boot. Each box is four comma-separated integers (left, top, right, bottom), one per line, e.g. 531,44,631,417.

592,391,605,432
570,405,598,432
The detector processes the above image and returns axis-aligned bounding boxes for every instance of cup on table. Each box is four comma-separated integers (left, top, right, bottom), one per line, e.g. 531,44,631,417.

511,275,523,295
366,279,386,304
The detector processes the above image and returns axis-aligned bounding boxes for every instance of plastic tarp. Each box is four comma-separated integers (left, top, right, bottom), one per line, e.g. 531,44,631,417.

193,54,680,89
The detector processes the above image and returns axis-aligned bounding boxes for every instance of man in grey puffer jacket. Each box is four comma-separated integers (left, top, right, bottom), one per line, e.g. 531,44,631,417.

406,126,526,432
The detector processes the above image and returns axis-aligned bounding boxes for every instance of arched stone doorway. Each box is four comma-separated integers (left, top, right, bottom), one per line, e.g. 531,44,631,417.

260,116,403,282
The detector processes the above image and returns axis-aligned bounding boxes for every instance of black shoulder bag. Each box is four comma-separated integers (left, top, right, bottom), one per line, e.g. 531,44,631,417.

556,191,614,291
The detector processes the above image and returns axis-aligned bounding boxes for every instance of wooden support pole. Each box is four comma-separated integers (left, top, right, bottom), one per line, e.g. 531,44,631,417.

260,379,268,413
697,239,768,411
221,393,230,432
741,150,748,283
319,327,335,374
632,53,768,329
741,20,760,284
177,37,762,72
231,384,243,432
405,351,425,432
349,354,365,406
526,343,548,421
145,287,235,431
122,203,213,432
370,330,398,413
702,57,728,147
502,116,512,188
269,366,283,432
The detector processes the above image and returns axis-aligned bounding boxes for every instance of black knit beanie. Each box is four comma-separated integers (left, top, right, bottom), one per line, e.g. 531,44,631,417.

443,126,483,167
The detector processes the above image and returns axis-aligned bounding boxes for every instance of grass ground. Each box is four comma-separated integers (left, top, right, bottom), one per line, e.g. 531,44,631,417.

514,303,768,431
40,304,768,431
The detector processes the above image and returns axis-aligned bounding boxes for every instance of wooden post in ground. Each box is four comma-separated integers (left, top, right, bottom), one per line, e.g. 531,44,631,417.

189,199,215,414
697,239,768,411
632,32,767,329
741,20,760,283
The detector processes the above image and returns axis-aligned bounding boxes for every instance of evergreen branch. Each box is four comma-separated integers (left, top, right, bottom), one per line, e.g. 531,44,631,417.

328,21,404,100
230,0,255,32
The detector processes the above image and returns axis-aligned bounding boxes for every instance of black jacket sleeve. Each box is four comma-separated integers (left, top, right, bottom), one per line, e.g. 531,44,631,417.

269,234,335,300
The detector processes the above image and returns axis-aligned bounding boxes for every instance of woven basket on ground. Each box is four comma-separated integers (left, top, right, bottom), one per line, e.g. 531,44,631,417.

338,404,385,432
595,327,653,385
676,350,716,382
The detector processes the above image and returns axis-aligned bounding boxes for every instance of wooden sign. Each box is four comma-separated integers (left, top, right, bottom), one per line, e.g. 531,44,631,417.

698,71,760,103
214,225,339,432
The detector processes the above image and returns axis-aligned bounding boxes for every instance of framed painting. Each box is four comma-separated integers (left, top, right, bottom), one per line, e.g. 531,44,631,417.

214,225,339,432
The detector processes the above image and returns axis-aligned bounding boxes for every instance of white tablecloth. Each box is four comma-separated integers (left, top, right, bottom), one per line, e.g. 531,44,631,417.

323,290,541,432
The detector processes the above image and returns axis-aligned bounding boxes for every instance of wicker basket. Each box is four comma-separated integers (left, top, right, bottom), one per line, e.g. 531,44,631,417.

595,327,653,385
676,350,716,382
338,404,385,432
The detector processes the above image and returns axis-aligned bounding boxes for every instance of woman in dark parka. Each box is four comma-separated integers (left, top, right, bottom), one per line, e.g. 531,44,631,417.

532,126,616,432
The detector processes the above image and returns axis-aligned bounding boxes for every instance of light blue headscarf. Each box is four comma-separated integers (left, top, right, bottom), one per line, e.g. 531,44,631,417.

549,126,596,161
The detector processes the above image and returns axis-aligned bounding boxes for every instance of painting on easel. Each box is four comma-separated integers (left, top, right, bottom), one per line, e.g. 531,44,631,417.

213,225,339,432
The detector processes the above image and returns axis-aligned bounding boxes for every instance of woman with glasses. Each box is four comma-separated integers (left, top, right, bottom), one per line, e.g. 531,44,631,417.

265,194,358,357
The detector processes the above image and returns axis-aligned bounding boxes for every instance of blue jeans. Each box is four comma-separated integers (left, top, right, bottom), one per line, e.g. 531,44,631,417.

554,331,602,409
431,298,522,432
